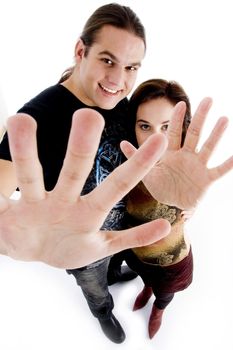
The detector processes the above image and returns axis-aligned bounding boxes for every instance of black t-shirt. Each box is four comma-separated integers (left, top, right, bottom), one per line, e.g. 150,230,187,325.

0,84,131,229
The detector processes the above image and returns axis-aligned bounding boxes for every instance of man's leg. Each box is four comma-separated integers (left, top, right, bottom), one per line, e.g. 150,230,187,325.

107,251,138,286
67,258,125,343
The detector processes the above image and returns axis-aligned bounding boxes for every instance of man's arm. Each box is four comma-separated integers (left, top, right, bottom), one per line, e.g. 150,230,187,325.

0,109,171,269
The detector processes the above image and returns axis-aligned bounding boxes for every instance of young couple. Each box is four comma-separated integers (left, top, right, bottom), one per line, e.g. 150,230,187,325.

0,3,232,344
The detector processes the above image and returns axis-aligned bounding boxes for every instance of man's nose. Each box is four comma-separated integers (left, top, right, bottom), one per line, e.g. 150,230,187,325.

106,65,125,87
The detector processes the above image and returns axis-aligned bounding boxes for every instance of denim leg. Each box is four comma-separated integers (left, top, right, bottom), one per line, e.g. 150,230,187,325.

67,258,114,320
107,251,125,276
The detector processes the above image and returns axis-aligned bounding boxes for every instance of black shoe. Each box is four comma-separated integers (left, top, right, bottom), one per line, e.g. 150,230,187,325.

107,265,138,286
98,313,126,344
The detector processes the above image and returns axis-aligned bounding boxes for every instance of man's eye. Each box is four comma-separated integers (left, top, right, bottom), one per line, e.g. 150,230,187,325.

103,58,113,65
126,66,137,72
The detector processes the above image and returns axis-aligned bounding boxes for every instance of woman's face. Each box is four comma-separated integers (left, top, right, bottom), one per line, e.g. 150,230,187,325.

135,97,174,146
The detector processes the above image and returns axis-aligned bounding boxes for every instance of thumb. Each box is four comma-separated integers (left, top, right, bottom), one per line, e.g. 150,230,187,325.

120,133,168,161
106,218,171,255
120,140,137,159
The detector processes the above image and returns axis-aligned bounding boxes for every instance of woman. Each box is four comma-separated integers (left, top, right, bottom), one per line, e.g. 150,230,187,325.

125,79,194,339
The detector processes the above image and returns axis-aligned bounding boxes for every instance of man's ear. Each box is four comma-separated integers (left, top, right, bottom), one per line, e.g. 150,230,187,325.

74,39,85,63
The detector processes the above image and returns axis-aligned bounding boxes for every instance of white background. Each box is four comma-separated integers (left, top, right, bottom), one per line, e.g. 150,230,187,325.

0,1,233,349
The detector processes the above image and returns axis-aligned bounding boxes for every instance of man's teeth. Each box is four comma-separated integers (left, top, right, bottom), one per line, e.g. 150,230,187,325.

101,85,118,94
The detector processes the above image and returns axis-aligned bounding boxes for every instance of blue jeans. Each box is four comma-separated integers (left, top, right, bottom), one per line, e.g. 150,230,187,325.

67,257,114,320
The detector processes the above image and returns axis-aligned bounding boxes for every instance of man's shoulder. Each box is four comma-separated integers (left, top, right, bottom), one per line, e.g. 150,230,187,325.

17,84,85,125
114,97,129,114
18,84,74,112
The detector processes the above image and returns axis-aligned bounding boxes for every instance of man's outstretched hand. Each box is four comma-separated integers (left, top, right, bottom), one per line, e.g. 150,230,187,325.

121,97,233,210
0,109,170,269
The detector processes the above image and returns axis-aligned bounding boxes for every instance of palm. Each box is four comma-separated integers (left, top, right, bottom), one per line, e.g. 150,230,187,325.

144,98,233,209
122,98,233,210
0,195,112,267
0,109,170,269
145,148,211,209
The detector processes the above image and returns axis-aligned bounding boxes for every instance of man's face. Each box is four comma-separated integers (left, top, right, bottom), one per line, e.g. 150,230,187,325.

74,25,145,109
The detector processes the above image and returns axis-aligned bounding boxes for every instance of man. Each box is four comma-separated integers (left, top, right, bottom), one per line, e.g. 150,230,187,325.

0,3,165,344
0,2,232,345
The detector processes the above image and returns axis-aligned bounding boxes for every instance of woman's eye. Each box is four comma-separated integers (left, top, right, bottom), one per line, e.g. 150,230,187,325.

140,124,150,131
161,124,169,132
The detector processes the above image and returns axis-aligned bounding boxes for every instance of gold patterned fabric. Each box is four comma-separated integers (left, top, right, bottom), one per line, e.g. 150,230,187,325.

126,182,189,266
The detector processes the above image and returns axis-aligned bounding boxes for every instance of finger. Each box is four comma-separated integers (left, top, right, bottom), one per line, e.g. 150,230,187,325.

199,117,229,164
54,109,104,203
44,219,171,269
7,114,45,201
183,97,212,152
86,133,168,215
0,193,9,213
105,218,171,254
209,155,233,181
167,101,186,151
120,140,137,159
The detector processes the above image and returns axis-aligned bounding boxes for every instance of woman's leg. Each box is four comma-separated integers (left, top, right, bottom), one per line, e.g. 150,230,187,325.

148,291,174,339
133,285,153,311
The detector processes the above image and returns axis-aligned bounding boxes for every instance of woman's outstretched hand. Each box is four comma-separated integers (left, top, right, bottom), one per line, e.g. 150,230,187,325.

121,97,233,210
